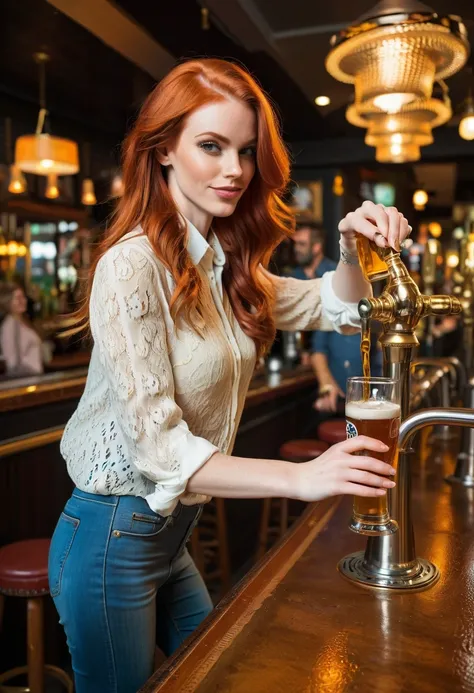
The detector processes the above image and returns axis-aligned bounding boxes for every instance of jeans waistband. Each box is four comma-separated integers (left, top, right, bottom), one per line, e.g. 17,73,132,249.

71,488,184,519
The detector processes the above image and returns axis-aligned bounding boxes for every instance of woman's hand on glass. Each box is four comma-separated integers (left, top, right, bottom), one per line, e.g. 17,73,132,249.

338,200,411,253
292,435,396,503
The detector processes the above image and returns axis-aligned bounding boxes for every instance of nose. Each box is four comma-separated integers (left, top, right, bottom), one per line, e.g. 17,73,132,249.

223,150,242,179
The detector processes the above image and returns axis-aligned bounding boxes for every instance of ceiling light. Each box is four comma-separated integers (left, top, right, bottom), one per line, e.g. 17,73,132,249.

15,54,79,176
375,143,421,163
459,92,474,140
413,189,428,210
346,94,451,161
8,164,27,195
326,2,469,113
45,173,59,199
111,173,124,197
446,251,460,268
428,222,442,238
315,95,331,107
81,178,97,206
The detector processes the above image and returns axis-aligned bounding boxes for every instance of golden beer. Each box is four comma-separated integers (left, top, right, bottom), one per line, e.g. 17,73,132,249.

346,377,400,536
356,234,389,283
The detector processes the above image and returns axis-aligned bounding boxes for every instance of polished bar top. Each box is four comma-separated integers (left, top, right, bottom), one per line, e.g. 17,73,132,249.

0,365,315,413
142,434,474,693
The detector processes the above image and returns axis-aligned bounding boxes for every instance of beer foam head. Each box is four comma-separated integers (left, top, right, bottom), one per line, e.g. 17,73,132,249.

346,399,400,420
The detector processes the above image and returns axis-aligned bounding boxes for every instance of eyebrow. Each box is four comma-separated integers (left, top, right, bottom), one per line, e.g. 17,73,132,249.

195,131,257,146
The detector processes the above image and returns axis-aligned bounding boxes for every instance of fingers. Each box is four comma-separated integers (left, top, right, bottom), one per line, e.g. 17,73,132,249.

346,455,396,477
345,468,396,489
337,435,389,454
339,483,388,498
387,207,401,251
341,201,411,252
361,201,389,236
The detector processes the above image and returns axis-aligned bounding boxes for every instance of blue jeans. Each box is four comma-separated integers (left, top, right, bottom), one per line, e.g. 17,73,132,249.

48,489,213,693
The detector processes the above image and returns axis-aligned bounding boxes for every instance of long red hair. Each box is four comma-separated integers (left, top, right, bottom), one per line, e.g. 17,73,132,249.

74,58,294,357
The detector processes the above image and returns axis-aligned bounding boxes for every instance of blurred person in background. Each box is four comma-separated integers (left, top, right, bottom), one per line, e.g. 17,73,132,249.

289,222,337,365
0,282,44,376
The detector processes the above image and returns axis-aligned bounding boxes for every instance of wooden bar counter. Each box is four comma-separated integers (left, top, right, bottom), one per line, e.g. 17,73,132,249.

141,434,474,693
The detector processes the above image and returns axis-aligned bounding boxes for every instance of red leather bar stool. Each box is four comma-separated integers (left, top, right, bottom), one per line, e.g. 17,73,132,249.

317,419,347,445
0,539,73,693
256,439,329,561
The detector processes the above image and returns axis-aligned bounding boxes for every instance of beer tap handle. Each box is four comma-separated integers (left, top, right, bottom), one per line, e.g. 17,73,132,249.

358,294,395,323
422,295,462,317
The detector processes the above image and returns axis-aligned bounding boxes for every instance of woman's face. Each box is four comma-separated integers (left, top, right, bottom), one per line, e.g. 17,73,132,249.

161,99,257,233
10,288,27,316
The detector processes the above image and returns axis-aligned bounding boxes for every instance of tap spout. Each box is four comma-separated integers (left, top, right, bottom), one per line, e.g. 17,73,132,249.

399,407,474,452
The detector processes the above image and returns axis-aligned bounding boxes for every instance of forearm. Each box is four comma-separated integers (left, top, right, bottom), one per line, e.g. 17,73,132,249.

310,353,337,388
187,451,296,499
332,258,372,303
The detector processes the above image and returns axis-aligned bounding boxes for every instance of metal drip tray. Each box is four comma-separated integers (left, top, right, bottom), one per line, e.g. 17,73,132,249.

338,551,440,591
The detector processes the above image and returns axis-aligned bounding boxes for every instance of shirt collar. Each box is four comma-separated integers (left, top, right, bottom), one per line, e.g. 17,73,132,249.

185,217,226,268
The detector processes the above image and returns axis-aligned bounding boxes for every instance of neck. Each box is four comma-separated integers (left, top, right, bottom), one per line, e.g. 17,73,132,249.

167,176,213,238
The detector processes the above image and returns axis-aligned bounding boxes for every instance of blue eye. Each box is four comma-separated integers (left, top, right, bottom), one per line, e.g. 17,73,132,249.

199,141,221,153
241,146,256,157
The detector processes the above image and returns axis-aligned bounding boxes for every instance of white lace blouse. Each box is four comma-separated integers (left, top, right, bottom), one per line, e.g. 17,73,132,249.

61,219,360,516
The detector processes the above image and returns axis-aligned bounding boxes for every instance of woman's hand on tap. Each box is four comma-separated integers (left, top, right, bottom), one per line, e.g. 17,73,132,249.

292,435,396,503
338,200,411,253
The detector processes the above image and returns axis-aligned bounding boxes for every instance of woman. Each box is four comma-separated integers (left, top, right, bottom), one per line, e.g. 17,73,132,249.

49,58,409,693
0,283,43,376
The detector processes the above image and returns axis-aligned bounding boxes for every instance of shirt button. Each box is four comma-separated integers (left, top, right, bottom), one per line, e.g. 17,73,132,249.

344,360,350,369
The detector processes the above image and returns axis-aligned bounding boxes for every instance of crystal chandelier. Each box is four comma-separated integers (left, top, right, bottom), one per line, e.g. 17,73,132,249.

326,1,469,114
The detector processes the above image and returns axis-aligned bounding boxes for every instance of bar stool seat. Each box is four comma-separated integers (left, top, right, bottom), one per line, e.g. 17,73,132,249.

280,438,329,463
0,539,73,693
0,539,50,596
317,419,347,445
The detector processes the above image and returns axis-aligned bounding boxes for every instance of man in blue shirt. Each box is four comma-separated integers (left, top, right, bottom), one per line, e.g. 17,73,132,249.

290,222,381,414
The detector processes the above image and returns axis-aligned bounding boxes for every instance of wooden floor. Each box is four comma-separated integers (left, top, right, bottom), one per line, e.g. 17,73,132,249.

143,429,474,693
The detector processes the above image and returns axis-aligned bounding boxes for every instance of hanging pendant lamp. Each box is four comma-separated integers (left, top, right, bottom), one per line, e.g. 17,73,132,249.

326,0,469,113
15,53,79,176
346,92,452,162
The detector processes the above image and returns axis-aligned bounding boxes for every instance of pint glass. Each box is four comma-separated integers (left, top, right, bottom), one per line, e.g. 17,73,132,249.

345,377,400,536
356,235,389,283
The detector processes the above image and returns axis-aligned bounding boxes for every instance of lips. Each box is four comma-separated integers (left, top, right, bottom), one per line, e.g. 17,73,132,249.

211,186,243,200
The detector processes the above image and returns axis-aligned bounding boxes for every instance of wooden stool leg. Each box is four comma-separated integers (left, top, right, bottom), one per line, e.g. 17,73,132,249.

27,597,45,693
256,498,272,561
279,498,289,538
215,499,231,593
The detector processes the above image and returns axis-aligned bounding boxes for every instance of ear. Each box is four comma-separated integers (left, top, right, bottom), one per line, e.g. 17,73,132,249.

157,148,171,167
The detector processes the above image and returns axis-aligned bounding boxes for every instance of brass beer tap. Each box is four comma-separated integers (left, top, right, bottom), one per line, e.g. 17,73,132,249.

338,240,463,590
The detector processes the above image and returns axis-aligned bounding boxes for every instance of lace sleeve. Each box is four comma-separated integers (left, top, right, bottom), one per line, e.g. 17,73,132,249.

261,268,360,333
90,246,218,515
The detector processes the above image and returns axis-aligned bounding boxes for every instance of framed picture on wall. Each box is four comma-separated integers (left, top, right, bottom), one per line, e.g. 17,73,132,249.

288,180,323,221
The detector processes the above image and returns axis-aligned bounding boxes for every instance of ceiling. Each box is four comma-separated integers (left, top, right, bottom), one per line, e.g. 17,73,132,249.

1,0,474,160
